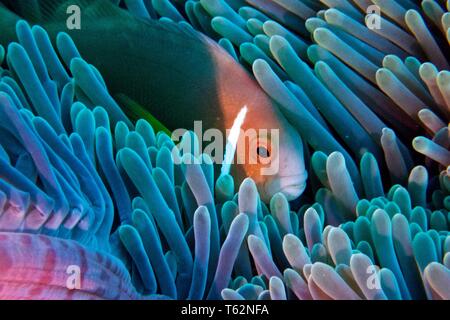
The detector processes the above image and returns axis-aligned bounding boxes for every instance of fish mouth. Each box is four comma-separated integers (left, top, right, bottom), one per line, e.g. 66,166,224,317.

264,173,308,202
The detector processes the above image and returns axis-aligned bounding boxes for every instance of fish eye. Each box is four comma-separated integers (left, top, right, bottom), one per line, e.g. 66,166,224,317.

257,146,270,158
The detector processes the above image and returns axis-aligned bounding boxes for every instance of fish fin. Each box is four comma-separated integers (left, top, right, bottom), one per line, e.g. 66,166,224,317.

115,93,172,136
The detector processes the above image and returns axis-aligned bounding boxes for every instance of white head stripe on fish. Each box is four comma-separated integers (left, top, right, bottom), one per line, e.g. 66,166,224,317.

221,105,248,177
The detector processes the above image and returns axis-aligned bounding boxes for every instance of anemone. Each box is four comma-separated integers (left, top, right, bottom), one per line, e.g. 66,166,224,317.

0,0,449,300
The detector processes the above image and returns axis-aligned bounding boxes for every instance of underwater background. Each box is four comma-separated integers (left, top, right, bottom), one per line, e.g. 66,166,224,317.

0,0,448,300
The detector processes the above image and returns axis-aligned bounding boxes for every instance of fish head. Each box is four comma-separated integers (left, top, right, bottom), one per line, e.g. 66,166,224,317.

208,40,308,203
234,105,307,203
